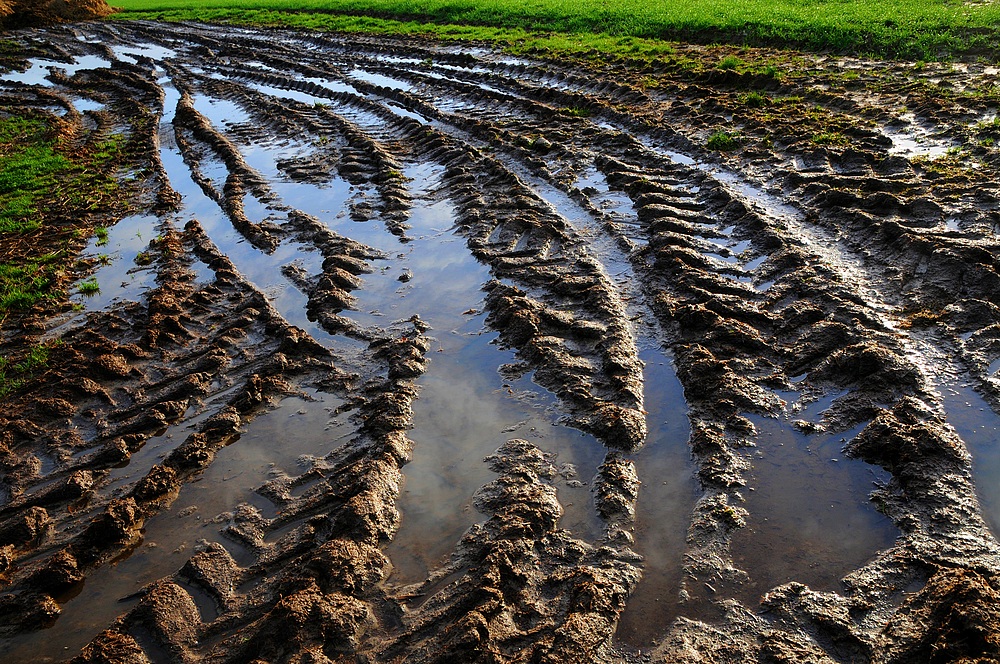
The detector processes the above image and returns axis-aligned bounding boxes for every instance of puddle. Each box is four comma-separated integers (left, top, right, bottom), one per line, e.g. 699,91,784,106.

754,278,776,292
101,391,237,496
883,114,953,159
246,81,335,108
384,102,430,124
616,349,697,646
1,392,348,662
157,90,340,348
742,255,768,272
386,165,607,581
575,166,643,244
2,54,111,86
884,131,953,159
110,43,178,64
730,413,896,604
192,95,251,129
388,330,606,582
72,98,104,114
348,68,412,92
943,384,1000,535
71,214,158,312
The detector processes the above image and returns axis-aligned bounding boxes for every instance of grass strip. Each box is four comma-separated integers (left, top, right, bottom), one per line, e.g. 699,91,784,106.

114,0,1000,61
0,117,69,234
0,111,128,324
0,342,56,398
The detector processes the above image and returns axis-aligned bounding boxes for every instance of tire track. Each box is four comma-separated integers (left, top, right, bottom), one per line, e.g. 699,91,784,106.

1,21,999,664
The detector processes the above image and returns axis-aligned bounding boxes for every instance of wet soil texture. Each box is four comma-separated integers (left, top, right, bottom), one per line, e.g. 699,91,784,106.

2,20,1000,663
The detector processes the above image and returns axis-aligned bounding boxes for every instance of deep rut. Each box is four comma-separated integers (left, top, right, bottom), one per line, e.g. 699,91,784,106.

1,20,1000,663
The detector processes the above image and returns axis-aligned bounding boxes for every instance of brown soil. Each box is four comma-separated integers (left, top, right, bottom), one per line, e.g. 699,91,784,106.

0,0,111,29
1,19,999,664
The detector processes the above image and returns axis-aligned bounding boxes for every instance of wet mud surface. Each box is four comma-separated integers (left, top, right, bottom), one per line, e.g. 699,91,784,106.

1,21,1000,662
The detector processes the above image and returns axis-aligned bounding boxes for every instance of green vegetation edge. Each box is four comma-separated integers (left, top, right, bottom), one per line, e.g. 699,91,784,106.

113,0,1000,62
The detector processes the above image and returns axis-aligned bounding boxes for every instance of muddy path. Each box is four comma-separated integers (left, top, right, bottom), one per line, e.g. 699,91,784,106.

1,20,1000,662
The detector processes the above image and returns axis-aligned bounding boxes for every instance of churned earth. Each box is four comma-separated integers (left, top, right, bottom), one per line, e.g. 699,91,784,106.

1,19,1000,663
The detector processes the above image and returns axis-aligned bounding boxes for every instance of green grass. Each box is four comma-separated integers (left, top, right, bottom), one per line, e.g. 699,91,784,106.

0,342,56,398
0,112,130,323
0,253,63,312
0,117,70,234
739,91,771,108
707,129,739,151
811,131,850,146
114,0,1000,60
718,55,745,70
78,278,100,295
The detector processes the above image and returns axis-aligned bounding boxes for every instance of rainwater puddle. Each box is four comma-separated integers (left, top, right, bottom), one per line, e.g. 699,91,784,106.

246,81,335,108
72,98,104,114
388,330,607,583
101,391,235,497
883,115,953,159
575,166,642,242
348,68,412,91
387,165,607,583
384,102,430,124
730,411,895,604
109,43,178,64
2,392,348,663
2,54,111,85
418,67,508,98
71,214,158,312
192,95,250,129
616,349,697,646
942,385,1000,535
157,99,338,347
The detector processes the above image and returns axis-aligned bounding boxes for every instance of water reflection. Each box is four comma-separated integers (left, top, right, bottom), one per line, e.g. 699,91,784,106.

2,392,348,662
72,214,158,312
731,415,896,603
615,349,696,646
943,384,1000,537
388,327,607,582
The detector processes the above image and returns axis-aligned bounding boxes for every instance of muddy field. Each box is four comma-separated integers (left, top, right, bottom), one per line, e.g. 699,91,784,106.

2,20,1000,662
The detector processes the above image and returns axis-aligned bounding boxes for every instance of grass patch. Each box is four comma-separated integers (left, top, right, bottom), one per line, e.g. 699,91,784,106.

0,253,64,315
739,91,771,108
0,111,130,323
77,278,100,295
811,131,850,146
707,129,739,151
0,342,56,398
0,117,70,234
113,0,1000,61
718,55,744,71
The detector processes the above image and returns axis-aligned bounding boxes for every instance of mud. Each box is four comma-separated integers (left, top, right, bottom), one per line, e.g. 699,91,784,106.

1,21,1000,662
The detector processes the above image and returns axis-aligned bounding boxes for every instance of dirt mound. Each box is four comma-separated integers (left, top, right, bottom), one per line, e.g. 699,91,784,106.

0,0,112,28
